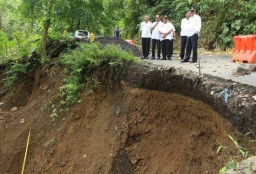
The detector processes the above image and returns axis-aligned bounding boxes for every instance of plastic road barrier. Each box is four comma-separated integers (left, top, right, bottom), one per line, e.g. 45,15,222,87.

232,35,256,64
125,40,135,45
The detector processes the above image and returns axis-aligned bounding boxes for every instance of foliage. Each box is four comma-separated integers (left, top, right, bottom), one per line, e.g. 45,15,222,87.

99,44,135,62
59,43,136,105
0,0,255,59
49,101,58,124
197,0,256,50
3,62,29,87
44,138,56,148
245,128,256,140
0,31,41,63
219,166,227,174
115,0,256,49
217,134,249,159
217,134,251,173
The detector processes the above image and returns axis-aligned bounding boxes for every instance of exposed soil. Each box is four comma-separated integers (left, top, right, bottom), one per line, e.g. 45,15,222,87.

0,38,256,174
0,61,255,174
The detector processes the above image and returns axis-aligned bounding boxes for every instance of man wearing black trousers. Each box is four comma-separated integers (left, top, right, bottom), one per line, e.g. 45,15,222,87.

159,16,175,60
179,11,190,60
151,15,163,60
181,8,201,63
140,15,152,59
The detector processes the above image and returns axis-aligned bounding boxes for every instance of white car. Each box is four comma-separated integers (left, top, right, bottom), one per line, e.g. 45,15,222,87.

74,30,90,41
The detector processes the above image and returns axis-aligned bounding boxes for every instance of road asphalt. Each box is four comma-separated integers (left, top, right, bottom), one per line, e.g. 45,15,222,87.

143,54,256,87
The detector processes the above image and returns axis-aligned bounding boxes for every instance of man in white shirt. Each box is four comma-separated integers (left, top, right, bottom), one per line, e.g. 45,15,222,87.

179,11,190,60
140,15,152,59
182,8,201,63
159,16,175,60
151,15,163,60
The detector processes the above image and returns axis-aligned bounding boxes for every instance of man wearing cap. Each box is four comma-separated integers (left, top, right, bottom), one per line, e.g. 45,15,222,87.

151,15,163,60
159,15,175,60
182,8,201,63
179,11,191,60
140,15,152,59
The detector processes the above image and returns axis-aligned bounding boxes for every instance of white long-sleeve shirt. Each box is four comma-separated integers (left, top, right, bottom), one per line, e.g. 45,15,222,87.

180,18,190,36
187,14,201,36
151,21,163,40
159,22,175,41
140,21,152,38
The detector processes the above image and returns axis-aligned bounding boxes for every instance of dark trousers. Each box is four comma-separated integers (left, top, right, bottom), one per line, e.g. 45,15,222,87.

180,36,187,59
142,38,151,58
184,33,198,62
161,39,173,60
170,39,173,57
151,39,161,58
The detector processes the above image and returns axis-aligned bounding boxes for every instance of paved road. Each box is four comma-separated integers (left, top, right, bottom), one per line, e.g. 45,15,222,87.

144,54,256,87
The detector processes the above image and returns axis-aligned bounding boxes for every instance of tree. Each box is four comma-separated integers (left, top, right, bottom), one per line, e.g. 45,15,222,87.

40,0,53,58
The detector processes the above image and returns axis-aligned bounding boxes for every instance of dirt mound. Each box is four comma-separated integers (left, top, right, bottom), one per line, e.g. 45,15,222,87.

0,61,255,174
96,37,141,57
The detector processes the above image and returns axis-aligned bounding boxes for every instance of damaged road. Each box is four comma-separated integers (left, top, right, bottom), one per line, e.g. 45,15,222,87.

123,59,256,133
144,55,256,86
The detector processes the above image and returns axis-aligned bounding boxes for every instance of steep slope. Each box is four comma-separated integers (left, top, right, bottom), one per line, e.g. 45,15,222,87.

0,62,255,174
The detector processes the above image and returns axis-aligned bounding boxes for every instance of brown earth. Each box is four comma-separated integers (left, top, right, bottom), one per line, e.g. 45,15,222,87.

0,61,256,174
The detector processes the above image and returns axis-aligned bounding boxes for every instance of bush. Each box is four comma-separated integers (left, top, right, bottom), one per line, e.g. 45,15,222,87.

59,43,136,105
4,62,29,87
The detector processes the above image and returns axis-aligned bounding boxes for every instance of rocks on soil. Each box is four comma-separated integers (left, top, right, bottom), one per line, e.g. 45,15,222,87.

235,64,251,75
249,64,256,72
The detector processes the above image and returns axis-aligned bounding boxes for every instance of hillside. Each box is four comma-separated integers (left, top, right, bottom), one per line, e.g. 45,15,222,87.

0,39,256,174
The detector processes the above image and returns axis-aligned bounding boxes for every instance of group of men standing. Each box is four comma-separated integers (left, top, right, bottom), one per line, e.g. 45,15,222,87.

140,8,201,63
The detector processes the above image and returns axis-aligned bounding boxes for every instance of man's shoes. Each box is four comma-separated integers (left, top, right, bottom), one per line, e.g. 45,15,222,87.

151,57,155,60
189,61,197,63
181,60,189,63
168,57,172,60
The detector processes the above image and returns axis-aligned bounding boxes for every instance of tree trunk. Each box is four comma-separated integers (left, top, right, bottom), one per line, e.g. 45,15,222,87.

0,15,2,29
30,4,34,33
40,0,53,58
40,19,51,58
76,17,81,30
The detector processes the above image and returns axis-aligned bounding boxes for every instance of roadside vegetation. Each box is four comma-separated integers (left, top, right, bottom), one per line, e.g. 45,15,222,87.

3,62,29,87
1,0,255,65
113,0,256,50
59,43,136,105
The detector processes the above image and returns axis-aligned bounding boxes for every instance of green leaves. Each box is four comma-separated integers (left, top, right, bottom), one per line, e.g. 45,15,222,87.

228,134,249,159
4,62,29,87
188,0,193,6
219,166,226,174
227,158,235,169
59,43,136,105
197,0,252,49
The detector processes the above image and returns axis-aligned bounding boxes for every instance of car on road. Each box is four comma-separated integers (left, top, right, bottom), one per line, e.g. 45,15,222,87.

74,30,90,41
